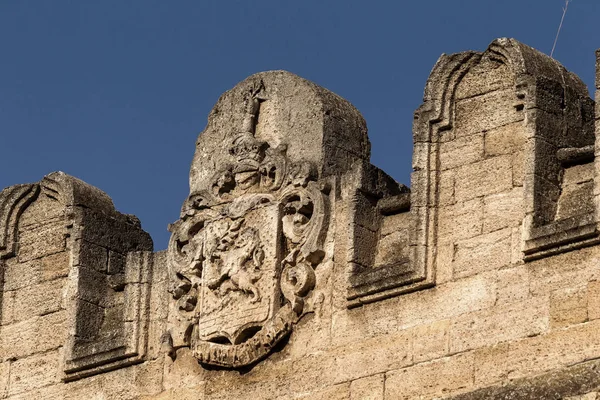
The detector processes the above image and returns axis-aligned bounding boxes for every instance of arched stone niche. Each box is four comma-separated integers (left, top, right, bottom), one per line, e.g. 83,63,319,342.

0,172,153,381
413,38,597,280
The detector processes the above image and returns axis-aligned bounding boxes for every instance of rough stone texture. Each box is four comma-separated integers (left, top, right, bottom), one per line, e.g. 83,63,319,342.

1,37,600,399
188,70,370,194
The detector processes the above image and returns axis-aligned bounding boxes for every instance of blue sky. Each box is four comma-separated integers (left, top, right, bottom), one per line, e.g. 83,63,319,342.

1,1,598,250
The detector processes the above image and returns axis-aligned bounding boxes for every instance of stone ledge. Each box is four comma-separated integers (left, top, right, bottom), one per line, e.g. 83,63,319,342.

447,357,600,400
524,213,600,261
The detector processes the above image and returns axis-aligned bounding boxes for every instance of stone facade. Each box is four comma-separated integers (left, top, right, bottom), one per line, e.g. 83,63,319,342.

2,37,600,399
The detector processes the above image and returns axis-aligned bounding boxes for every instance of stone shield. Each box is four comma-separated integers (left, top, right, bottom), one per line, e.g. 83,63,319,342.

166,76,337,367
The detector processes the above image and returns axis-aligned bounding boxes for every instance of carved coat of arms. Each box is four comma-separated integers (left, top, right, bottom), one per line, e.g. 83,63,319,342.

167,81,330,367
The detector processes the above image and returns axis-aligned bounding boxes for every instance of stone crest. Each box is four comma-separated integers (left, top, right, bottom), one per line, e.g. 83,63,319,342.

167,79,330,367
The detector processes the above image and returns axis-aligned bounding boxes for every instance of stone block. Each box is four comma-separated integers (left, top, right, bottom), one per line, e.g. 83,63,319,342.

453,228,512,278
449,296,548,353
412,142,429,172
596,49,600,89
379,211,411,237
482,187,523,233
438,133,484,170
550,287,588,328
528,247,596,297
282,312,332,360
352,192,380,232
556,178,594,220
62,359,163,400
374,228,410,267
162,349,206,392
0,361,9,398
17,221,66,263
139,387,205,400
72,240,108,272
533,77,570,115
3,257,41,292
496,265,529,304
5,384,63,400
108,250,126,275
484,122,526,157
350,374,384,400
455,155,513,202
6,278,65,324
587,280,600,321
349,224,377,268
0,291,14,326
331,329,412,384
413,319,450,363
455,57,514,100
473,342,510,386
510,226,523,265
437,198,483,242
512,150,525,187
409,169,427,208
8,350,60,396
385,353,474,399
206,352,339,399
596,89,600,119
526,138,561,184
0,311,66,359
438,169,456,206
455,88,524,137
435,240,455,284
17,193,64,229
75,266,109,307
288,383,350,400
40,251,70,282
502,319,600,381
564,162,595,185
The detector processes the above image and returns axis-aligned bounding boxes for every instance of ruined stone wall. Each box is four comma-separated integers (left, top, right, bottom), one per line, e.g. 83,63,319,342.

2,38,600,399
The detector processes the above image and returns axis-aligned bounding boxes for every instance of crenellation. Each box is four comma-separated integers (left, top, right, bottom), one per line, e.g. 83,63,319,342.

2,37,600,398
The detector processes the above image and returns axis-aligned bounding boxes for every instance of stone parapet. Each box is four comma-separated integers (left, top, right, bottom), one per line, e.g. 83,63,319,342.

1,37,600,400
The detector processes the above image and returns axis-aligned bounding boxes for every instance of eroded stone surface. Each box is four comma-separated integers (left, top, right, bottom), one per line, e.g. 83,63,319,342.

1,38,600,399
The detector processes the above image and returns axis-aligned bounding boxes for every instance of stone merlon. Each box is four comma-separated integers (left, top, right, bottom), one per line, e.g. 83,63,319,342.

1,37,600,399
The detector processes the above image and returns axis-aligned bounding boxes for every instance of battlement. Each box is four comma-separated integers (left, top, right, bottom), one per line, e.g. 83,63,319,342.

1,38,600,399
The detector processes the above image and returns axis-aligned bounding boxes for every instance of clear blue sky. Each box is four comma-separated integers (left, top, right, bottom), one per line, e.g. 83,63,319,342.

1,1,598,250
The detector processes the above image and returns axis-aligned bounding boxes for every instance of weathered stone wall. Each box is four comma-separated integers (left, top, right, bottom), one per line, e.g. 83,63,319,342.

2,38,600,399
